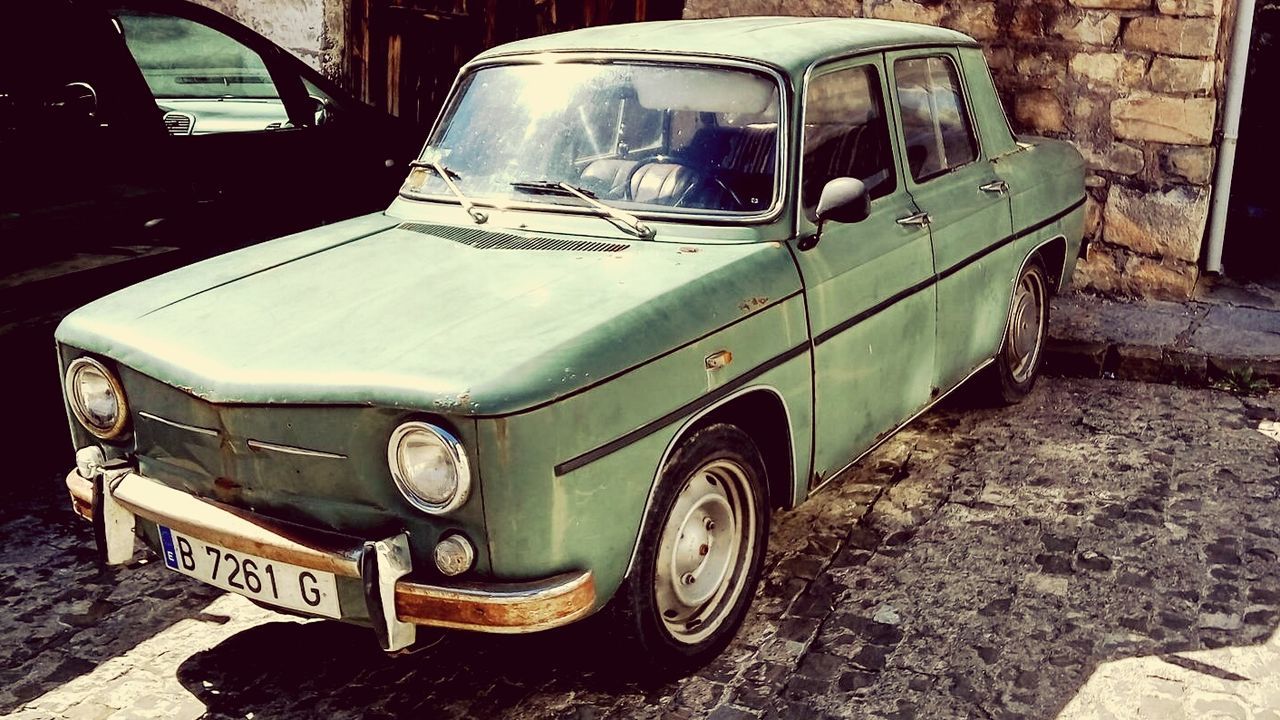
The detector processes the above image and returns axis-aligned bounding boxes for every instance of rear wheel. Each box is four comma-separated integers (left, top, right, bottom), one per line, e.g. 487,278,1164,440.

607,424,769,673
981,257,1050,404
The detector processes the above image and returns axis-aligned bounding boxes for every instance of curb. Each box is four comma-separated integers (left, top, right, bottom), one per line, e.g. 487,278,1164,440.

1044,293,1280,388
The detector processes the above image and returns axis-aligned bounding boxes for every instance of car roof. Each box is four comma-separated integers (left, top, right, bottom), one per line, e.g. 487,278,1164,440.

473,16,977,76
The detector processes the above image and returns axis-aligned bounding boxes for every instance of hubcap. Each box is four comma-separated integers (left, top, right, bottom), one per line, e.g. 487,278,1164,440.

1005,268,1047,383
654,459,756,645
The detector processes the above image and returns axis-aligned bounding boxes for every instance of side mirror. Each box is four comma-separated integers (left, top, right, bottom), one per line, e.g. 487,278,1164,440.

307,95,331,126
816,177,869,225
799,177,869,251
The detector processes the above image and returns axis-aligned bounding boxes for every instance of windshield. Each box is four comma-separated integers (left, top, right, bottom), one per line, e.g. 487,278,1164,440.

402,61,782,216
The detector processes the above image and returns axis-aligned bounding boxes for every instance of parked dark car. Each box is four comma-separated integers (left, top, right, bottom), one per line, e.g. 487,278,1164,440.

2,0,417,291
1,0,417,492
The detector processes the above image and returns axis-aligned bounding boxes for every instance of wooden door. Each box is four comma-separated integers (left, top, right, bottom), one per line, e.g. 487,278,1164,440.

347,0,684,129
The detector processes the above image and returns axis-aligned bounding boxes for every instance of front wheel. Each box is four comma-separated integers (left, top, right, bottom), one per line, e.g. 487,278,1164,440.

980,257,1051,404
606,423,769,673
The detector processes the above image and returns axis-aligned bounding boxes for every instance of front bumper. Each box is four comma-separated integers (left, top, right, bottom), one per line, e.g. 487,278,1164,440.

65,468,595,651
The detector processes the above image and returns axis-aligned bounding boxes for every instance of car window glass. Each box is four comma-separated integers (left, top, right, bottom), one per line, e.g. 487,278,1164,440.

894,56,978,181
801,64,896,221
113,10,289,134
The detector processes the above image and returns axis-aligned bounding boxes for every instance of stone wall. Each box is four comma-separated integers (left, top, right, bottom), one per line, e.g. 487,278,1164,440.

684,0,1236,300
189,0,345,77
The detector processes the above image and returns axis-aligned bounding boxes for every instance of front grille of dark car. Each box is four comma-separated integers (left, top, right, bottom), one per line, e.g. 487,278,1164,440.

162,111,193,136
397,222,630,253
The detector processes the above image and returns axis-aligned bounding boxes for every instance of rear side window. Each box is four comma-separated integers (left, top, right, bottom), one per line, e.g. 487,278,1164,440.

894,56,978,181
801,64,896,221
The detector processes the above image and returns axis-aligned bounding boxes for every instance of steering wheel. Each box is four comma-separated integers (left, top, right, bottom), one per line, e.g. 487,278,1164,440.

701,175,747,211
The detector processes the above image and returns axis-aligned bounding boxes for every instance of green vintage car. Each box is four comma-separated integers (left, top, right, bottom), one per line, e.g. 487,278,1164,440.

57,17,1084,669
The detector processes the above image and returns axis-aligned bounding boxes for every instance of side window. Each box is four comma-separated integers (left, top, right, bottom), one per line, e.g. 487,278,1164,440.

113,10,289,135
894,56,978,181
801,64,896,221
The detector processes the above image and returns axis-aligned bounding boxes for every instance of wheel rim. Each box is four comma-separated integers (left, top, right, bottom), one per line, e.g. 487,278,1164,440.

1005,267,1047,384
654,458,757,645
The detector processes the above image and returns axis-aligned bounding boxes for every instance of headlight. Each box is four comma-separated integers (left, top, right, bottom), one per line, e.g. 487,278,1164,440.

65,358,128,439
387,421,470,514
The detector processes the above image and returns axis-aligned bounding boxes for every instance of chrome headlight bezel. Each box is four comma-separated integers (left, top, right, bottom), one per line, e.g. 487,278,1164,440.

387,421,471,514
65,357,129,440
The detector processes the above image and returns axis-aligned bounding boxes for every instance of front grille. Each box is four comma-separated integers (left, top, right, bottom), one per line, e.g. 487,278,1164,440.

163,111,193,136
398,222,630,253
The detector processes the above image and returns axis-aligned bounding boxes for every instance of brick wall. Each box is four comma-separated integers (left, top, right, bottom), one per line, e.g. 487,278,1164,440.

685,0,1235,300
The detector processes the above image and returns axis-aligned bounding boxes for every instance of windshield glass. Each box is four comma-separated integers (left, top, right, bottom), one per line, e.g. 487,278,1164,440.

403,62,782,216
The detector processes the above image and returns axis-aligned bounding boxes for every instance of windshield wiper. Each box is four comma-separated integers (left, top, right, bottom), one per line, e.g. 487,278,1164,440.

411,160,487,224
511,180,655,239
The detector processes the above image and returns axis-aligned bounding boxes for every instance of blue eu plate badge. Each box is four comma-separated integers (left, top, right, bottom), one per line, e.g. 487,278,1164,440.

159,526,179,569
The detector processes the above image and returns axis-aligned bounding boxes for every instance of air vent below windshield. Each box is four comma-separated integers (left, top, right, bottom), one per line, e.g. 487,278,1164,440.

398,223,629,253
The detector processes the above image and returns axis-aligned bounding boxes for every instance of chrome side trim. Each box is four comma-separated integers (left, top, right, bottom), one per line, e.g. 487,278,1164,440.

808,357,994,498
138,411,219,437
246,439,347,460
623,384,796,578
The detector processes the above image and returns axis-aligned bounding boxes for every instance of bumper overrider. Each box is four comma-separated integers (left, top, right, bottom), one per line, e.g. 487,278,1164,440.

65,467,595,652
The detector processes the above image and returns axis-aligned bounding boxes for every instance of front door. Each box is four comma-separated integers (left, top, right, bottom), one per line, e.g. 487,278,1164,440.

107,1,411,251
789,58,937,486
885,50,1014,393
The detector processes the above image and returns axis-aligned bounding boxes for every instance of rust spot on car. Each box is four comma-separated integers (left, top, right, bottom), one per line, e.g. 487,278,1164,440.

738,296,770,313
433,389,476,411
212,476,241,503
394,571,595,631
678,246,699,254
66,473,94,521
493,417,511,466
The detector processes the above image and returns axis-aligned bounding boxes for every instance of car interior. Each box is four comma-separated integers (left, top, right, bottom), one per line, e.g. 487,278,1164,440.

577,112,779,212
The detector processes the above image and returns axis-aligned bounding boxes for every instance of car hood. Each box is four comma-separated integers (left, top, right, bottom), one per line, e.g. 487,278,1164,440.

57,213,802,415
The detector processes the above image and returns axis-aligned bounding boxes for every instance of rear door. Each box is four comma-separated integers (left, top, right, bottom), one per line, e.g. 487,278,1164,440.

789,57,936,486
885,50,1014,394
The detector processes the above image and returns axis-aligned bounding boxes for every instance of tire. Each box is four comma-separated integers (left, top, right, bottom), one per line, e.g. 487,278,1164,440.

606,423,770,674
980,257,1051,404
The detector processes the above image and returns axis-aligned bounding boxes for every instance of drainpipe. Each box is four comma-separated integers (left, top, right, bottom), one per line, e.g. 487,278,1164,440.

1205,0,1258,274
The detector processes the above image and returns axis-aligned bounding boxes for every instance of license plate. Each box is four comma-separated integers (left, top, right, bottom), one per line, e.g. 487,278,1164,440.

158,525,341,618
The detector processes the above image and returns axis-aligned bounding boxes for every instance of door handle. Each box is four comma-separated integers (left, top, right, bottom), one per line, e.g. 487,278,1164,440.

980,180,1009,194
896,212,931,227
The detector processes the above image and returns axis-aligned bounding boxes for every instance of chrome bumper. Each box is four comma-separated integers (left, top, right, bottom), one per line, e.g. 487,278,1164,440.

66,470,596,651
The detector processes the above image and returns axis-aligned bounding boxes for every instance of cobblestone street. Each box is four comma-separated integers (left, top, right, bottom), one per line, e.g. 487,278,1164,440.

3,377,1279,719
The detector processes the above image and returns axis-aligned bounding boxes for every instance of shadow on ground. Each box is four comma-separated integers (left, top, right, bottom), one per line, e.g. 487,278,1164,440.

5,379,1279,719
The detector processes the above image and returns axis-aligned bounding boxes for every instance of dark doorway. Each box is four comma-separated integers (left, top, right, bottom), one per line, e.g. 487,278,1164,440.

344,0,686,130
1223,0,1280,283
